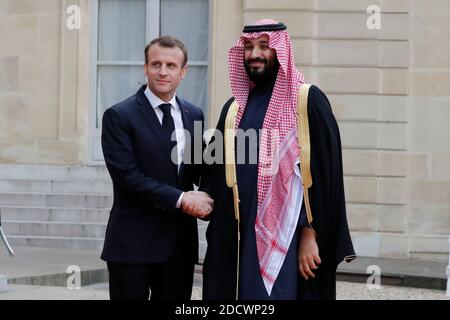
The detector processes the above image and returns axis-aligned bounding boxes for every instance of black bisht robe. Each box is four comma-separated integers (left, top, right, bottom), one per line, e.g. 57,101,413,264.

200,85,356,300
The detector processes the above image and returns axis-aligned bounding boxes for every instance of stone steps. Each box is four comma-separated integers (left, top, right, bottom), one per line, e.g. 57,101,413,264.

0,165,111,250
2,220,107,238
0,206,110,223
0,165,109,181
0,164,209,258
0,192,112,208
0,179,112,194
5,235,104,250
198,220,208,262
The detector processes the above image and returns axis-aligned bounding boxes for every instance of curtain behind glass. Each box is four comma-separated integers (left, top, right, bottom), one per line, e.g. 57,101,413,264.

160,0,209,61
96,0,209,127
97,0,147,128
98,0,146,61
97,66,145,127
161,0,209,111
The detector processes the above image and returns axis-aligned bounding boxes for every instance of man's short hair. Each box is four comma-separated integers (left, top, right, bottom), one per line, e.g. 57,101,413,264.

145,35,188,67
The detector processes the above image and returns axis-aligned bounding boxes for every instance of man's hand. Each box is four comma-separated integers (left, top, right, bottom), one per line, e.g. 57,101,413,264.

298,227,321,280
181,191,214,219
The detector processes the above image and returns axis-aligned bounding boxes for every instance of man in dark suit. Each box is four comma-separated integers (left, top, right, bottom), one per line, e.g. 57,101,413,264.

101,36,213,300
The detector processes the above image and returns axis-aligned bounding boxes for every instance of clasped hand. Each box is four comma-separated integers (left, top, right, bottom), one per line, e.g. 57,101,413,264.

181,191,214,219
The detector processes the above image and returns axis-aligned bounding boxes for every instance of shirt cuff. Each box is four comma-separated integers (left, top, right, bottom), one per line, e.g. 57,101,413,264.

176,192,184,209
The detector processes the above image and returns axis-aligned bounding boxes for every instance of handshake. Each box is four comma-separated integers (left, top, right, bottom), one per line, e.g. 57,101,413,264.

181,191,214,219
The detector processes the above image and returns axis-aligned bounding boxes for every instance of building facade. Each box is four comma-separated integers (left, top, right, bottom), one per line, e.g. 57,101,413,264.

0,0,449,262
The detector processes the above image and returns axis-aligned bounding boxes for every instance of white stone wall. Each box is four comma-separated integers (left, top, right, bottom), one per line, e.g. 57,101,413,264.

408,0,450,262
0,0,89,164
207,0,450,261
0,0,448,261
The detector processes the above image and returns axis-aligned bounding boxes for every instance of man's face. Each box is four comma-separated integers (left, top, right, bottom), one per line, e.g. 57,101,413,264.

244,34,279,85
144,43,187,102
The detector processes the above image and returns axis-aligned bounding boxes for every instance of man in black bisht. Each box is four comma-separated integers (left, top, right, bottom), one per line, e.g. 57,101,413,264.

200,19,356,300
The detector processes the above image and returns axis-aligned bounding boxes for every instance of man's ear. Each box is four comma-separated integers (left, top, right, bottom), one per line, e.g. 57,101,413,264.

144,64,148,76
180,64,188,79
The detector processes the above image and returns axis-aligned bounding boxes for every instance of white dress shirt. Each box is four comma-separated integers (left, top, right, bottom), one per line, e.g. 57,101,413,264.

144,86,186,208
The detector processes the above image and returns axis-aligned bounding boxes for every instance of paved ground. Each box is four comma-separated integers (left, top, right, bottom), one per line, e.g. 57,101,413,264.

335,281,450,300
1,246,449,300
1,281,449,300
0,283,109,300
0,246,107,287
0,247,105,280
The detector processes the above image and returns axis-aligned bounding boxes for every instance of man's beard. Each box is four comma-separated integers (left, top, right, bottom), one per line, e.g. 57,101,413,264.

244,57,279,86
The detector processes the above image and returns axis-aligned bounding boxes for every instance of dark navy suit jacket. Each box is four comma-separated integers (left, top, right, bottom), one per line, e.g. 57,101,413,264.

101,85,205,264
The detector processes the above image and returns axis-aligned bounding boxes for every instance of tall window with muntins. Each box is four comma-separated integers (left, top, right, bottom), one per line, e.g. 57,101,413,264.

91,0,209,161
96,0,147,129
160,0,209,113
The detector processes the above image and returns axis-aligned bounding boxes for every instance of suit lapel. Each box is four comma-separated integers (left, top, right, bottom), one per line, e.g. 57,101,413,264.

177,97,194,179
136,86,173,162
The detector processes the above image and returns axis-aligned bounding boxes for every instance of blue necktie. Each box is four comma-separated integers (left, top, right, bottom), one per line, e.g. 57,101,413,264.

159,103,178,171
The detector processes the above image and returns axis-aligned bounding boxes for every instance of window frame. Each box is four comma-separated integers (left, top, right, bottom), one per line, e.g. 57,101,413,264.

88,0,209,163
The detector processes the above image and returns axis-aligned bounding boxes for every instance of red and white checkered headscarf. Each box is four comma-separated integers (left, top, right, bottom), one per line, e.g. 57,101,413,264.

228,19,305,295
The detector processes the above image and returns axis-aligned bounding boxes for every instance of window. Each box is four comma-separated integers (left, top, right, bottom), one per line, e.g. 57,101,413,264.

90,0,209,161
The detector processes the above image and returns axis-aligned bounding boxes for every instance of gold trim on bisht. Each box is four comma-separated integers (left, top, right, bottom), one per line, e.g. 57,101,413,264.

225,100,241,221
224,99,241,300
297,84,314,226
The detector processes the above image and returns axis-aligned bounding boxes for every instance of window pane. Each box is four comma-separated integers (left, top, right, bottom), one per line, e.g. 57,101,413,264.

177,66,208,112
97,66,146,128
160,0,209,62
98,0,146,61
